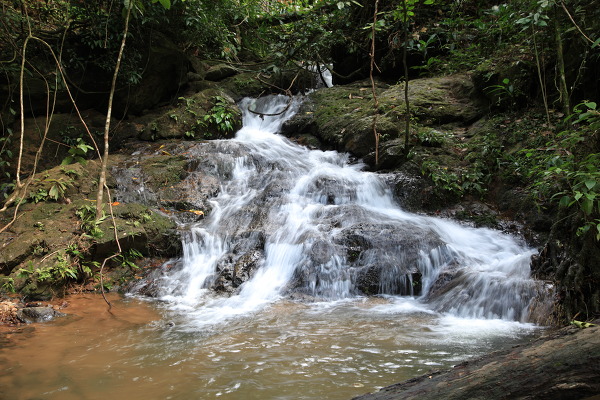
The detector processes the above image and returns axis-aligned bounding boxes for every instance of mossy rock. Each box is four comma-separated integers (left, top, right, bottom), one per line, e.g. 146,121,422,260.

379,74,485,125
204,63,240,81
139,88,242,141
219,68,318,100
5,112,106,177
0,153,181,299
283,74,485,167
138,155,189,190
91,202,180,260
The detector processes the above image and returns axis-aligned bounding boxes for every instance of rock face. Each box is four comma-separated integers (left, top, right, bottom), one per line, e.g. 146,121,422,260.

0,156,180,300
113,33,189,116
353,322,600,400
281,74,485,167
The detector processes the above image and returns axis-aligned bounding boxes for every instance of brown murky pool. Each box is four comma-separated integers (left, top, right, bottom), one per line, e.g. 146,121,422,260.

0,293,538,400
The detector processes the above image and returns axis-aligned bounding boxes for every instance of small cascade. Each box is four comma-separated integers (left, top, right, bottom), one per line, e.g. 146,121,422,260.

132,94,541,327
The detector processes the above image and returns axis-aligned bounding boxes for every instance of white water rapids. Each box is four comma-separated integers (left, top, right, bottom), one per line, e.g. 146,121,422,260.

142,95,540,330
0,95,547,400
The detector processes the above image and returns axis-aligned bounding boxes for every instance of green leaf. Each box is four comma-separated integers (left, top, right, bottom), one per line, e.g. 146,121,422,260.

585,191,596,201
582,198,594,215
155,0,171,9
584,180,597,190
559,195,571,207
48,185,59,200
571,320,597,329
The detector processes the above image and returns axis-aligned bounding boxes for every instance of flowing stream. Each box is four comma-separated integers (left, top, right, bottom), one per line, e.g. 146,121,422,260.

0,95,544,400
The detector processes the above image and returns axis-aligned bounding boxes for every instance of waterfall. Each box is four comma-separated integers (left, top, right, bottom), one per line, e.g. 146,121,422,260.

138,94,539,328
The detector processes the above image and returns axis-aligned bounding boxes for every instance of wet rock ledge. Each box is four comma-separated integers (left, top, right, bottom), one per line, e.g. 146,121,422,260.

353,322,600,400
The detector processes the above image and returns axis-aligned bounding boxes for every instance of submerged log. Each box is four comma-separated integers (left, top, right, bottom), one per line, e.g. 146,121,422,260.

353,321,600,400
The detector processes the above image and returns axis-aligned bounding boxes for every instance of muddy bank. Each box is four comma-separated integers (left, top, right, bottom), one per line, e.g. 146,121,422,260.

353,321,600,400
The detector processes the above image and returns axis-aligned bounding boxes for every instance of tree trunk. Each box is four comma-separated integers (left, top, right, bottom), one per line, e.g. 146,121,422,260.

95,3,132,220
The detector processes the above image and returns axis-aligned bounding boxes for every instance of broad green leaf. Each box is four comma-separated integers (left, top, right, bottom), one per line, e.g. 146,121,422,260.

48,185,59,200
559,195,571,207
584,180,597,190
157,0,171,9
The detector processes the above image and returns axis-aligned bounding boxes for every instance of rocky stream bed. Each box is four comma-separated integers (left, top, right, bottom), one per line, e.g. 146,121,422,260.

1,67,599,399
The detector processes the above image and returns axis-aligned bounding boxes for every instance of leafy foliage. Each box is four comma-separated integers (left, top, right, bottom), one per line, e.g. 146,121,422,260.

116,248,144,269
61,138,94,166
1,277,16,294
28,178,72,203
76,204,106,239
518,101,600,239
484,78,520,109
17,249,85,285
204,96,237,134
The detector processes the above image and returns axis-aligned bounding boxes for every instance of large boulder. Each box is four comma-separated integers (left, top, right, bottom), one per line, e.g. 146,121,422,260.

137,88,241,141
281,74,486,167
0,157,180,300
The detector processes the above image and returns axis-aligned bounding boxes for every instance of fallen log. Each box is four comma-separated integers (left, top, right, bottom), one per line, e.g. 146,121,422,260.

353,320,600,400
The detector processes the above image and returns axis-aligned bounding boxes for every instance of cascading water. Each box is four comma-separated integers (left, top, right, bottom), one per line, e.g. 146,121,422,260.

0,95,548,400
139,94,540,328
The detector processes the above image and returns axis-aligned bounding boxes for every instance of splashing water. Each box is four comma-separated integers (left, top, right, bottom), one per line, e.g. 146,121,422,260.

135,94,541,332
0,95,547,400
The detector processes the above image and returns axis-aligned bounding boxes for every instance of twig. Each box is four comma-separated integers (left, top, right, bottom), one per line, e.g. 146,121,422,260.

99,253,120,310
248,70,301,117
559,0,595,45
1,35,101,214
105,185,122,254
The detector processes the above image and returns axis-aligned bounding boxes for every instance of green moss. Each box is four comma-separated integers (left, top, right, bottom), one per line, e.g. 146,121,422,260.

140,89,242,141
139,155,188,189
